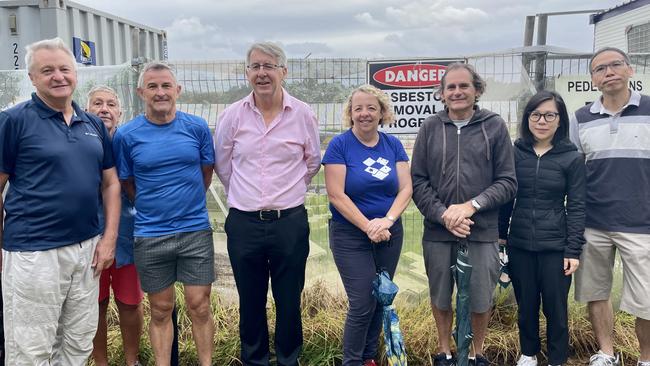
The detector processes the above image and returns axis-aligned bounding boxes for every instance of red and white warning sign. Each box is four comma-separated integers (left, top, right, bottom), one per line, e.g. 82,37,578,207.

368,59,462,134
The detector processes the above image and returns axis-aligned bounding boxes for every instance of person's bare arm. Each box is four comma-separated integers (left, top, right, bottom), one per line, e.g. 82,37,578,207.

202,165,213,192
121,177,136,204
93,167,121,276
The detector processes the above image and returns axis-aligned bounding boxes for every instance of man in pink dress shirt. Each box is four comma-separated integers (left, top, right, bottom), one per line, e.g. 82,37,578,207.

214,42,321,366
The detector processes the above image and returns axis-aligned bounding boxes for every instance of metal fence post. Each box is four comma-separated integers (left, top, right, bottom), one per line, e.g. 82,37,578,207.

533,51,548,91
130,27,147,117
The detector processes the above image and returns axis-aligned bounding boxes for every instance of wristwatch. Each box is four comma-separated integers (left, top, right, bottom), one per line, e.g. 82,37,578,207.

471,199,481,212
386,215,397,222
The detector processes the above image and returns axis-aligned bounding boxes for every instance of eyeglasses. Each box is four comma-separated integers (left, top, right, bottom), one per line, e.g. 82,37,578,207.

529,111,559,122
591,60,628,75
246,63,284,72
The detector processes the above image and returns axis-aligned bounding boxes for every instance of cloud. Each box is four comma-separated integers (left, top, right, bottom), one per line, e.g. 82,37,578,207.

355,12,384,27
165,17,245,59
386,1,488,29
167,17,219,39
75,0,622,59
431,6,488,26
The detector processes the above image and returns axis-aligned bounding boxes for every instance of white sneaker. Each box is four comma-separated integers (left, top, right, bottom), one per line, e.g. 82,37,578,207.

589,351,620,366
516,354,537,366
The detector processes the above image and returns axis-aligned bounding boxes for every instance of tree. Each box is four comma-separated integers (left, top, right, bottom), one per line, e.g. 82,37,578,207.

285,79,352,103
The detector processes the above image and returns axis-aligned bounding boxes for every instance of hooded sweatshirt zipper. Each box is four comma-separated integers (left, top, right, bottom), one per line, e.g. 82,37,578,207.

434,108,500,242
456,126,461,205
453,119,489,213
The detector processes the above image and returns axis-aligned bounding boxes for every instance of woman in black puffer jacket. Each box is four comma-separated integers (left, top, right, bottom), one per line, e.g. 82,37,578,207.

499,90,586,366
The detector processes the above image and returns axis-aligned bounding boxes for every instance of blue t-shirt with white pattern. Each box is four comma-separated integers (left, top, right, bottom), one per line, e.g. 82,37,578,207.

322,129,408,225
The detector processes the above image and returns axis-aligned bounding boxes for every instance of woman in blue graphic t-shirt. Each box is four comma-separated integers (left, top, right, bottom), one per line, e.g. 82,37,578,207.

322,84,412,366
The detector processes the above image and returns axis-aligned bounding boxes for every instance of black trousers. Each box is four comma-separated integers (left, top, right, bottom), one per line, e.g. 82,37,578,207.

508,247,572,365
225,206,310,366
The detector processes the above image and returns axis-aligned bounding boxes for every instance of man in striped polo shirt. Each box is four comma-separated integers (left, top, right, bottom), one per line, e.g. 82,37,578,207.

570,47,650,366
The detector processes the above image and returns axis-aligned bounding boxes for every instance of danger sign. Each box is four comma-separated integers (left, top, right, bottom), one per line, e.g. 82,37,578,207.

368,59,462,134
373,64,447,88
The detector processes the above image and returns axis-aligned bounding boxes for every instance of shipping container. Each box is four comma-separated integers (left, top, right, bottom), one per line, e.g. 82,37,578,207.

0,0,167,70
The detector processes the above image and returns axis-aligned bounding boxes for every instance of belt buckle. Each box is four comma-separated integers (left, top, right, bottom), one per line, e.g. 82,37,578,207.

259,209,281,221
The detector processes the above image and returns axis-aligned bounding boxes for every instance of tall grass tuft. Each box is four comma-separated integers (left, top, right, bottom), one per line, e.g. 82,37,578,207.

93,283,640,365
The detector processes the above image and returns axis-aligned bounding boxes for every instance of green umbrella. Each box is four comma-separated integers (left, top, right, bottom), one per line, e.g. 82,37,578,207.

452,240,473,366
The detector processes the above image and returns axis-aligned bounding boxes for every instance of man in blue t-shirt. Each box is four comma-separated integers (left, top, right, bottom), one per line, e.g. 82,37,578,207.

113,62,216,366
0,38,120,365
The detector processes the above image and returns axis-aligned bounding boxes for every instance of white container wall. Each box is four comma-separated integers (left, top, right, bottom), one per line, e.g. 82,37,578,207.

591,0,650,53
0,0,166,70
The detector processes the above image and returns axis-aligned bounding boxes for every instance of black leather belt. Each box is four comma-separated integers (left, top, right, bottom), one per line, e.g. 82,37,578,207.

234,205,304,221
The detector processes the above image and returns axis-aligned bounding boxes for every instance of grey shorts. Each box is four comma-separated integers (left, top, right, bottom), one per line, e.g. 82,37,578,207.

134,229,215,293
423,240,500,313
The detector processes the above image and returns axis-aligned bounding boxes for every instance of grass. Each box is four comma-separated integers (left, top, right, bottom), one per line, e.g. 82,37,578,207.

147,187,634,365
93,283,640,366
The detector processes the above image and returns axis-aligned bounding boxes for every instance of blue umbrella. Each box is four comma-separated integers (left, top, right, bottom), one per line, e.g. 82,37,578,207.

452,240,473,366
372,270,408,366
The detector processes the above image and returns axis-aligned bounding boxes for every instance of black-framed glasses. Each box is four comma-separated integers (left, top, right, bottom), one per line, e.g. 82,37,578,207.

591,60,628,75
529,111,559,122
246,63,284,72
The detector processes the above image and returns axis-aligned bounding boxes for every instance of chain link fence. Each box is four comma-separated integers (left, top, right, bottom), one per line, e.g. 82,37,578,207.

2,48,649,297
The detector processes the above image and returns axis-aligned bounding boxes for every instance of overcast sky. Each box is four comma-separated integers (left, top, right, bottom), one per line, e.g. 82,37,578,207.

79,0,623,60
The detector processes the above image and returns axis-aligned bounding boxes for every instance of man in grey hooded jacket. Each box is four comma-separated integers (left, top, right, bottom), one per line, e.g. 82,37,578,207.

411,63,517,366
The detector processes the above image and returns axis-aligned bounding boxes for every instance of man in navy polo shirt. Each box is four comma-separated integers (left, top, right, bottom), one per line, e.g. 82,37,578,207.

0,37,120,365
